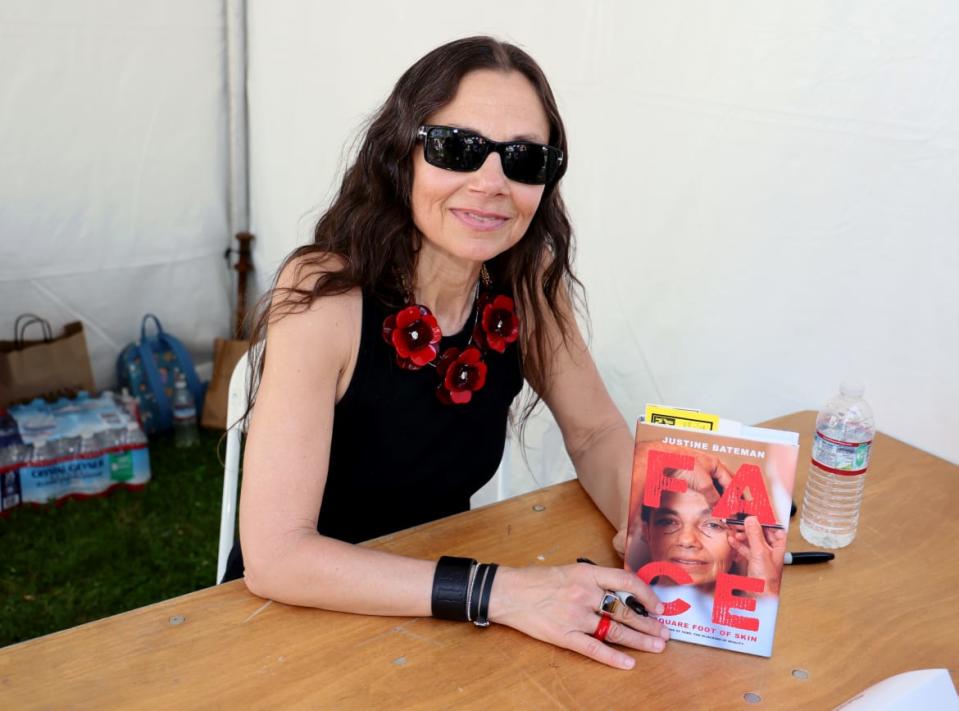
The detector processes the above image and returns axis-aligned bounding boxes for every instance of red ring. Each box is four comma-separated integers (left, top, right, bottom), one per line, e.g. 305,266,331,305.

592,615,612,642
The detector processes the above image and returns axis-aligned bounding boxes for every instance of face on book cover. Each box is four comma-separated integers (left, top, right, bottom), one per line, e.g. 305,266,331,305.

643,489,736,589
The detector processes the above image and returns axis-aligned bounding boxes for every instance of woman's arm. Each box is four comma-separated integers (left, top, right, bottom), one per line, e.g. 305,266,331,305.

239,261,434,614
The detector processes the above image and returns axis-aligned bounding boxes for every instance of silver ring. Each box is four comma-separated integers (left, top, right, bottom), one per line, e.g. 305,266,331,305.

599,591,621,617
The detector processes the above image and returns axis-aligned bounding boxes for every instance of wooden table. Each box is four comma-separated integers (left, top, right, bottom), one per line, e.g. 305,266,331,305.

1,412,957,709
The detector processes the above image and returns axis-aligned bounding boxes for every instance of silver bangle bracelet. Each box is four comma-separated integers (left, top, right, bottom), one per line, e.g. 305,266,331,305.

473,563,498,628
465,561,479,622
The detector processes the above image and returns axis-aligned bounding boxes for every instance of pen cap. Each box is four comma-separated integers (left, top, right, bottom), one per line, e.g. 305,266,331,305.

839,381,864,399
819,383,874,443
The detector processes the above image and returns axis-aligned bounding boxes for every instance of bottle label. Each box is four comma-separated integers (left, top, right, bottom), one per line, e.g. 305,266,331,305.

110,451,134,482
811,431,872,476
173,406,196,421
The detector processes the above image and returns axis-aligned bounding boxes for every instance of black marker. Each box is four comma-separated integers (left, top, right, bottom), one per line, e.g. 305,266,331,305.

723,518,786,531
576,557,649,616
784,551,834,565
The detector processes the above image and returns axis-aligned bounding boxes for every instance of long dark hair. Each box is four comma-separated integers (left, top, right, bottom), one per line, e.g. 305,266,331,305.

247,36,583,427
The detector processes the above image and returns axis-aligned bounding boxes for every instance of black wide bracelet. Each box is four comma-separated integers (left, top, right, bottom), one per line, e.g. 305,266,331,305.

431,556,477,622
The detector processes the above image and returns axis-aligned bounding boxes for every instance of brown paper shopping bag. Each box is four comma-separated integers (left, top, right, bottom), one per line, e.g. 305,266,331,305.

0,315,97,406
200,337,249,430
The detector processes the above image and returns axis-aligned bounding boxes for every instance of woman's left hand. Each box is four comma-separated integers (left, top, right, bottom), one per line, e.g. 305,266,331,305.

726,516,786,596
489,562,669,670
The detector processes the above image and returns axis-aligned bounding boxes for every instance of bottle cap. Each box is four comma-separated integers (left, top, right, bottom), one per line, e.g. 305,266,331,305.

840,380,865,398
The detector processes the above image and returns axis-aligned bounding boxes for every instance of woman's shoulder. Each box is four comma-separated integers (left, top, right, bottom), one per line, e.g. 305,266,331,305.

272,251,361,309
258,252,364,402
276,250,349,291
267,251,362,360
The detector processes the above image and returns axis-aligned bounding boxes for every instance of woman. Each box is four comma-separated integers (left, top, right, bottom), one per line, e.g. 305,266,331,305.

640,485,738,592
223,36,668,670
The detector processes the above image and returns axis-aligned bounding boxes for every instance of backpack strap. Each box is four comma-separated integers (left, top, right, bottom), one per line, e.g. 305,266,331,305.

137,314,173,430
154,330,205,410
140,313,164,343
137,339,173,431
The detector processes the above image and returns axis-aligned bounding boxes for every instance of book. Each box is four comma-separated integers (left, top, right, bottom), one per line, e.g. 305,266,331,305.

624,409,800,657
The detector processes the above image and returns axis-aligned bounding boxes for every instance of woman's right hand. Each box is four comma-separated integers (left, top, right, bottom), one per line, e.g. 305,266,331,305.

633,441,734,507
488,562,670,669
727,516,787,596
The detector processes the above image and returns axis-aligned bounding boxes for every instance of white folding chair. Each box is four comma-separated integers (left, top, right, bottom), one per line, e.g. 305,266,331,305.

216,347,254,584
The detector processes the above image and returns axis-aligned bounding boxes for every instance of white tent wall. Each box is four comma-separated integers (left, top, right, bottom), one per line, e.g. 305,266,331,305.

0,1,233,389
258,3,954,499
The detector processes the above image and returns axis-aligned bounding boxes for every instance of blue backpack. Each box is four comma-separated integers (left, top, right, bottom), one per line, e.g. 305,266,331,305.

116,314,206,435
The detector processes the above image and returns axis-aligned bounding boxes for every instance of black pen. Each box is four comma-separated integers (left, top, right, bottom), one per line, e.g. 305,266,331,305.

723,518,785,531
576,557,649,617
784,551,834,565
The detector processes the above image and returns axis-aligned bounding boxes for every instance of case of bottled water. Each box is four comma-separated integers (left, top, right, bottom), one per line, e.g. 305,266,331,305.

0,391,151,513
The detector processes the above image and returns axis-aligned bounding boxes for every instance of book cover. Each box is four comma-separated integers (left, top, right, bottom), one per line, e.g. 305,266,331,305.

624,419,799,657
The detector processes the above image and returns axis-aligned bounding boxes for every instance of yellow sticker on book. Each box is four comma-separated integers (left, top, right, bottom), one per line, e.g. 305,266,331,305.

644,404,720,431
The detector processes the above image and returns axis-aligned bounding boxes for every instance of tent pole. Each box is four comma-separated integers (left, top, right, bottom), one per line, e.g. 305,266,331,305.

225,0,250,328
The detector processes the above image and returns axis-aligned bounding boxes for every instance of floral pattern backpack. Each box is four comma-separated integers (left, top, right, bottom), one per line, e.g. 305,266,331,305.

116,314,206,435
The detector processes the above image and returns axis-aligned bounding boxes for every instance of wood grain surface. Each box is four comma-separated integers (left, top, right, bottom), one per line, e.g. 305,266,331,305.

1,411,957,710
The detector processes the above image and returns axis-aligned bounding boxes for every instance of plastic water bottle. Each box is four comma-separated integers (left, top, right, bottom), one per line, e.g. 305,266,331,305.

125,421,148,447
172,374,199,448
117,387,141,424
800,382,876,548
0,412,25,511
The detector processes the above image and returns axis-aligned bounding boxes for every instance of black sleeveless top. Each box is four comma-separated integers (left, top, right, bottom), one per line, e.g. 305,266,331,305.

222,288,524,582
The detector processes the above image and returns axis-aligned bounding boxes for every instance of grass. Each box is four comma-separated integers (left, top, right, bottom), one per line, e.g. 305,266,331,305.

0,428,227,647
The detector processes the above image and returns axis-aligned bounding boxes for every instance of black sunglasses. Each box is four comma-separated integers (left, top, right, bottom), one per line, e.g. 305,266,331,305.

416,125,564,185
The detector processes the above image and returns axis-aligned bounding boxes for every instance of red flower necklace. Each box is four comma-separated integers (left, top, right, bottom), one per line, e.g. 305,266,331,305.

381,271,519,405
